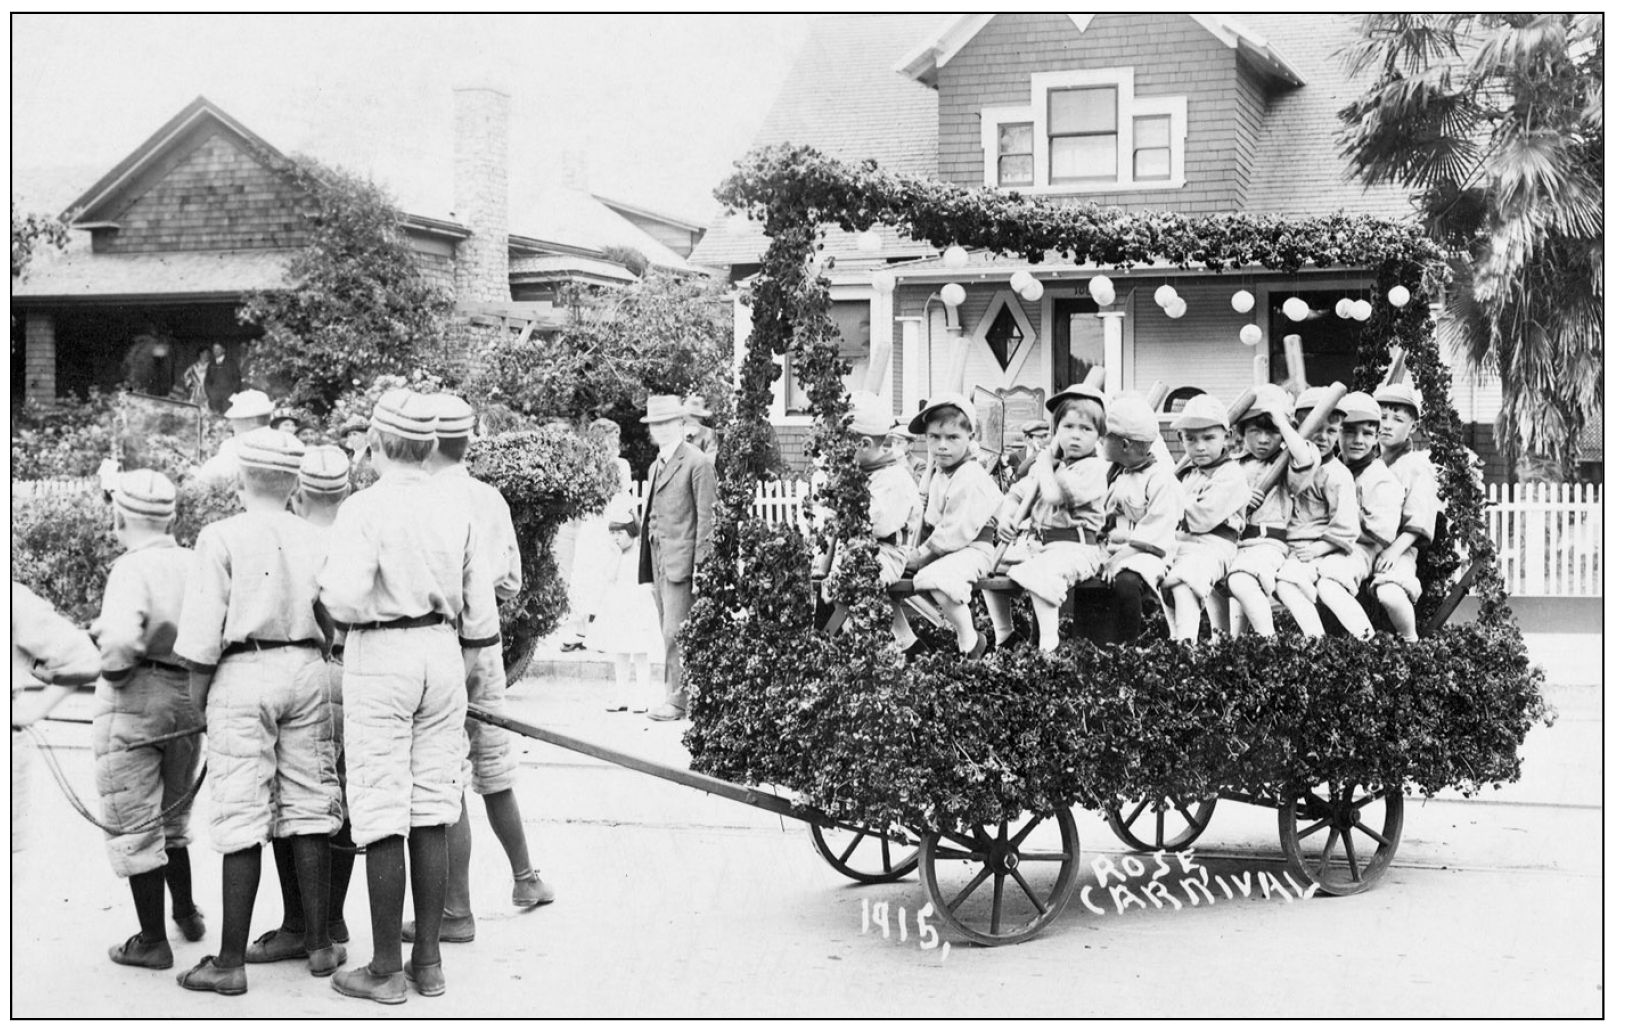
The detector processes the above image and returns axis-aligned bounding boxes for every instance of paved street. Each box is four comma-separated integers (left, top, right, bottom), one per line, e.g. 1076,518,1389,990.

10,660,1602,1019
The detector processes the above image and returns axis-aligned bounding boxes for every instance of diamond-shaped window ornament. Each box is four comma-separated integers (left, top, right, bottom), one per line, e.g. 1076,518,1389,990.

985,303,1024,371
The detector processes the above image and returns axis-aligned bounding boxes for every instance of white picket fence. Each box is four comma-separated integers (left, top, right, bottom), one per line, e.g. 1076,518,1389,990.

12,475,1600,597
1484,482,1602,597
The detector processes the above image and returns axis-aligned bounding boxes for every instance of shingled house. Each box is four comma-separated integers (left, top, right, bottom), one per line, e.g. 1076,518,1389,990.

11,90,698,404
692,13,1533,481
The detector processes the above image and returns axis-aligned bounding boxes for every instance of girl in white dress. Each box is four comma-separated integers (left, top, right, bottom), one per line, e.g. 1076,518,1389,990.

586,511,664,708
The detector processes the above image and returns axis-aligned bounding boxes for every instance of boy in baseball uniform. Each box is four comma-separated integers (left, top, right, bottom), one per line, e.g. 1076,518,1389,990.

1274,388,1363,636
1317,393,1403,638
1372,383,1440,640
1224,385,1319,636
1100,395,1185,645
1162,395,1252,642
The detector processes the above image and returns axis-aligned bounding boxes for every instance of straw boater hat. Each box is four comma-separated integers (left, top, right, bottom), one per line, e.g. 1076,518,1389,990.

1373,382,1422,417
430,393,477,438
1338,392,1383,425
907,393,978,435
846,391,893,437
340,416,370,437
639,394,687,424
1045,381,1108,414
1240,383,1292,423
223,389,274,420
1104,395,1160,442
370,389,438,440
682,394,713,420
298,445,352,496
886,416,915,442
1171,393,1231,432
236,427,306,471
112,468,177,520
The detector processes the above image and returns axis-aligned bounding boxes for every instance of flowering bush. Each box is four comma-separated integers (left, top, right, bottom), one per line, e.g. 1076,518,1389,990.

10,391,118,479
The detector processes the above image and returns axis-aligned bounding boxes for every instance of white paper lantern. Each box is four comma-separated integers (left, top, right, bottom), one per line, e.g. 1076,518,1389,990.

1020,280,1044,303
1388,285,1411,308
1231,290,1256,314
1164,297,1187,319
940,282,967,308
1009,270,1036,292
1088,274,1113,297
1239,323,1263,346
1283,297,1310,322
870,269,895,293
943,245,969,269
1350,299,1373,322
1154,284,1178,309
855,229,883,253
1335,298,1353,319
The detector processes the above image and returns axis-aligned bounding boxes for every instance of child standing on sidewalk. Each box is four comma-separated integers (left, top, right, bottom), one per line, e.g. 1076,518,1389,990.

588,496,663,708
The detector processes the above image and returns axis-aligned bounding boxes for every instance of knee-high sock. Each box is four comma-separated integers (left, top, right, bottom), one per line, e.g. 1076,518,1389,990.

364,835,406,974
328,820,355,930
1112,571,1145,644
483,789,533,878
163,847,195,919
269,836,304,932
445,798,473,917
407,826,449,969
1276,581,1324,636
1375,582,1418,640
983,591,1015,642
130,867,167,943
218,846,262,967
289,834,332,952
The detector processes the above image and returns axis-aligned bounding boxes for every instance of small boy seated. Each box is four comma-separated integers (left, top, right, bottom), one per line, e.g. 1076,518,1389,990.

1162,395,1252,642
1100,395,1185,645
1224,385,1319,636
903,394,1003,657
1275,387,1362,636
828,392,922,649
1372,383,1439,641
984,382,1110,653
1315,392,1403,639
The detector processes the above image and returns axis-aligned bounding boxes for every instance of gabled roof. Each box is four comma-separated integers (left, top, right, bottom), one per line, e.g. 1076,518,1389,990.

591,194,704,235
9,248,291,303
897,14,1304,89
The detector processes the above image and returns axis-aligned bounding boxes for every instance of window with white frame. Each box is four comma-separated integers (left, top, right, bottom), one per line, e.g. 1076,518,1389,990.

981,68,1186,193
784,298,871,416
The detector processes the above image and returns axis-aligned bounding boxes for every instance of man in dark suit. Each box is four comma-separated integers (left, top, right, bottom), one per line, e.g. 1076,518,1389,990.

637,394,717,722
203,343,241,414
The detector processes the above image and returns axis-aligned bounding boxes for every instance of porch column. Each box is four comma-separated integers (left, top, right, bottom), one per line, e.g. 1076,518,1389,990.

898,316,923,415
24,312,56,402
1097,310,1126,393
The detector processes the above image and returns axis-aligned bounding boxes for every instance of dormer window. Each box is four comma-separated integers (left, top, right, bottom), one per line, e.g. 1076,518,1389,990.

981,67,1186,193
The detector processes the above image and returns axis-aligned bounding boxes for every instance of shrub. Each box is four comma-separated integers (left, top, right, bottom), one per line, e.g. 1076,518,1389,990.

10,391,118,480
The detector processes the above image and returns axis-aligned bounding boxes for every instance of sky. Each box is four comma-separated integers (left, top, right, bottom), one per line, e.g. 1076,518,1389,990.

10,13,817,225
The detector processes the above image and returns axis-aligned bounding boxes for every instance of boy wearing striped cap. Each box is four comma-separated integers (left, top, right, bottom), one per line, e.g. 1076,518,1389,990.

174,429,343,994
1318,393,1403,638
1101,394,1185,644
1372,383,1439,640
1162,394,1252,642
1275,388,1362,636
1224,385,1319,636
245,445,357,968
318,389,500,1004
402,392,552,951
91,470,208,972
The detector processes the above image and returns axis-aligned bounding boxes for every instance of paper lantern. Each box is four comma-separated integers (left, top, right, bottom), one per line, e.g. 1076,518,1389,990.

1283,297,1310,322
940,282,967,308
1154,284,1178,308
1231,290,1256,314
1350,299,1373,322
1009,270,1036,292
1388,285,1411,308
943,245,969,269
1335,298,1353,319
1164,297,1187,319
855,230,883,253
1088,275,1116,306
1239,324,1263,346
870,269,895,293
1020,281,1044,303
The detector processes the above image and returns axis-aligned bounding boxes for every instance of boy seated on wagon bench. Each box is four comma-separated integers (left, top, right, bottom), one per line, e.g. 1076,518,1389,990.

983,382,1110,653
1275,388,1362,636
1314,392,1403,639
901,394,1003,658
1162,394,1253,642
1371,383,1440,641
1224,385,1319,636
1099,395,1185,645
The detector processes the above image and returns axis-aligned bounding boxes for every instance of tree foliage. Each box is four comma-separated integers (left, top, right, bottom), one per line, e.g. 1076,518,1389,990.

1338,13,1603,475
236,155,456,415
10,201,71,280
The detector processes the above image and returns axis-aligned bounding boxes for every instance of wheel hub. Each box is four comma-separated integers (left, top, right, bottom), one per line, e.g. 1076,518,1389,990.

985,842,1020,873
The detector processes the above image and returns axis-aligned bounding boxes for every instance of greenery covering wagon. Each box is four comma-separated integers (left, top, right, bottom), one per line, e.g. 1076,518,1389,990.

680,147,1550,945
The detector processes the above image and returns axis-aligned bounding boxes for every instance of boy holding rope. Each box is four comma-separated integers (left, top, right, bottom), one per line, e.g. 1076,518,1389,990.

91,469,208,970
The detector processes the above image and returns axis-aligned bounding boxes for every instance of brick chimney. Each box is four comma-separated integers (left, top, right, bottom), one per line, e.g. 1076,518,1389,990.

453,85,510,307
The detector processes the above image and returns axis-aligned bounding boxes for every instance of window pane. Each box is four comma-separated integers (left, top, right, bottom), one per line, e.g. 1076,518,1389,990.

1051,135,1116,181
998,123,1033,156
1050,87,1116,134
789,300,870,413
1133,116,1169,149
998,154,1033,186
1133,148,1170,180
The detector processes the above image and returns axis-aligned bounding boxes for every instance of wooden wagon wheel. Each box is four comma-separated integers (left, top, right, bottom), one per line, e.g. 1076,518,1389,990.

919,805,1080,946
808,821,920,884
1277,781,1404,896
1105,795,1218,852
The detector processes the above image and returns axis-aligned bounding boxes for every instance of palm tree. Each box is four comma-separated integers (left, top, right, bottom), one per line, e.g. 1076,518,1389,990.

1338,13,1603,478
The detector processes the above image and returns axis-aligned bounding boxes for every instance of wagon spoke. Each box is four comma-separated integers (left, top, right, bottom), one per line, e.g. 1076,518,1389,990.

1351,789,1383,810
838,831,864,864
1297,817,1334,840
1316,827,1339,878
1179,806,1200,830
990,874,1005,933
1124,797,1151,825
1341,828,1361,882
881,840,893,874
1010,813,1043,847
1010,868,1045,914
932,846,978,861
938,828,982,852
1354,820,1392,849
947,867,992,914
1155,809,1166,848
1017,851,1070,862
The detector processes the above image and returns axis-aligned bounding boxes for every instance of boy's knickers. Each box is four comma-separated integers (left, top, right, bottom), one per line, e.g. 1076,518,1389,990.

93,664,204,877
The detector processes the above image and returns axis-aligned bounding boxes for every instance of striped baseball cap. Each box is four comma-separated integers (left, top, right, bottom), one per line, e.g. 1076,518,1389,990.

298,445,352,496
430,393,477,438
113,468,177,519
371,388,438,441
236,426,306,472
